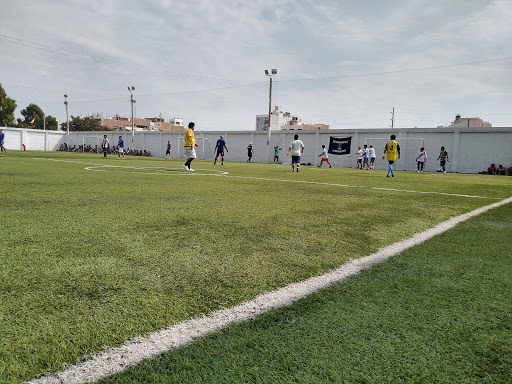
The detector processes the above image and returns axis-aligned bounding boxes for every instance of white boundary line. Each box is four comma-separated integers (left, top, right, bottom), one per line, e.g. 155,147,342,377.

34,158,500,200
28,196,512,384
219,175,499,200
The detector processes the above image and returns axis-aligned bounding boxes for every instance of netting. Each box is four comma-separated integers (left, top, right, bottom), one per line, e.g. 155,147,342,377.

177,137,214,160
1,34,511,131
365,137,424,171
83,135,101,152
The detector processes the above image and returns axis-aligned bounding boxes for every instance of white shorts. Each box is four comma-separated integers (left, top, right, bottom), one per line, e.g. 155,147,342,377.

184,147,196,159
118,148,124,153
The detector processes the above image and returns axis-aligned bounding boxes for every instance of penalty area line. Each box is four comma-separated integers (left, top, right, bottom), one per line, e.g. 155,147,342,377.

219,174,500,200
33,158,498,200
28,196,512,384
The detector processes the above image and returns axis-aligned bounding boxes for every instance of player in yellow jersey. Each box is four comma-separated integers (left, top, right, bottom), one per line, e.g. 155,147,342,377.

382,134,400,177
183,122,199,171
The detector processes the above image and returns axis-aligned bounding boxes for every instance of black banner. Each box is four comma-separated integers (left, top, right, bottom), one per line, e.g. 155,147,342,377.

328,136,351,155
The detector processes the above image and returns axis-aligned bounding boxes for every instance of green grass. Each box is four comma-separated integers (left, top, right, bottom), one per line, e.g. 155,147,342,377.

100,204,512,384
0,150,510,383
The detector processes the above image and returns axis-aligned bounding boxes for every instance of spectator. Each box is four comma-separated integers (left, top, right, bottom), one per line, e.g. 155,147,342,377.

496,164,506,175
487,163,496,175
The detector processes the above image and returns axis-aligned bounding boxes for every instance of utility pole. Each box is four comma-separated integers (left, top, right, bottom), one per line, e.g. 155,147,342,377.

64,95,69,134
264,69,277,145
390,108,395,129
128,86,135,143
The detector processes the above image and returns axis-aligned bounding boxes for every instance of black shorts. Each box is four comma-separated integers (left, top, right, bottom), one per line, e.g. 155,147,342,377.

166,149,171,155
217,151,224,156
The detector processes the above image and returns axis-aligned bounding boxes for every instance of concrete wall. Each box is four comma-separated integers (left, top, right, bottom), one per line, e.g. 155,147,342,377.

2,126,511,174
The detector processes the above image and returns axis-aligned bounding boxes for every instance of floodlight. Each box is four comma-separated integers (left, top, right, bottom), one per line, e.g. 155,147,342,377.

272,69,277,74
265,69,269,75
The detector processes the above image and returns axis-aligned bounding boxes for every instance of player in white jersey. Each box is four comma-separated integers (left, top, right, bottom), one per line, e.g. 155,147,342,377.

287,134,304,172
101,135,110,158
368,145,376,169
416,147,427,172
353,146,363,169
317,145,332,168
362,145,370,169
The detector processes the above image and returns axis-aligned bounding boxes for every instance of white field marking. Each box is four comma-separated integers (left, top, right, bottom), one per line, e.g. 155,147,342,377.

28,195,512,384
83,165,229,176
34,158,499,200
32,158,229,176
218,175,500,200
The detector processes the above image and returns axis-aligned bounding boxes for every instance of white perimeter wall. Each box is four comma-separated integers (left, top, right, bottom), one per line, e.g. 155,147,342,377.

2,126,511,174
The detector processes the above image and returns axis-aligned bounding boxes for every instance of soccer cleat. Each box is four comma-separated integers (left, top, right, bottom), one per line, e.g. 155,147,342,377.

189,168,194,172
182,164,188,170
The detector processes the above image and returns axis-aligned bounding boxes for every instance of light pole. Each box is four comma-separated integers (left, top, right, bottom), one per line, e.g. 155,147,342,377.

264,69,277,145
64,94,69,134
128,86,136,143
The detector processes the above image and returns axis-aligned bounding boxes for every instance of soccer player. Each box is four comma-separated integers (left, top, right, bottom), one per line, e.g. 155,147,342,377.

368,145,376,169
382,134,400,177
247,142,254,162
362,144,370,169
437,146,449,173
353,146,363,169
0,129,5,153
183,122,198,171
317,145,332,168
101,135,109,158
273,145,282,163
214,135,228,165
165,141,172,159
117,136,125,159
416,147,427,172
287,134,304,172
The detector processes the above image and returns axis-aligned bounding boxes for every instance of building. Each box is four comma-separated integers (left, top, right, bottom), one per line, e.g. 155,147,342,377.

255,106,292,131
443,114,492,128
255,106,329,131
92,114,185,131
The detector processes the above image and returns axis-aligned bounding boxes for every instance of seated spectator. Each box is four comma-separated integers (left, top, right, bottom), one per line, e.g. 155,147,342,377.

496,165,506,175
487,163,496,175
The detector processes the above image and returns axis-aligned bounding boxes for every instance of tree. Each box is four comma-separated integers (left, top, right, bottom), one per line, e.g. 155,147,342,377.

17,103,43,128
60,115,113,131
39,115,58,130
0,83,17,127
17,103,59,130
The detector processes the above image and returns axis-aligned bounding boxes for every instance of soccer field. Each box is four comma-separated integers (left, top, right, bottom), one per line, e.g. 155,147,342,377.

1,151,511,383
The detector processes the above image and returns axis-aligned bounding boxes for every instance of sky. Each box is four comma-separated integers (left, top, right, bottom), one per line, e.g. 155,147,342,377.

1,0,512,130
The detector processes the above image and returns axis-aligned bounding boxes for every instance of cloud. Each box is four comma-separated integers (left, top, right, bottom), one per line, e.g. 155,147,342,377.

1,0,511,128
